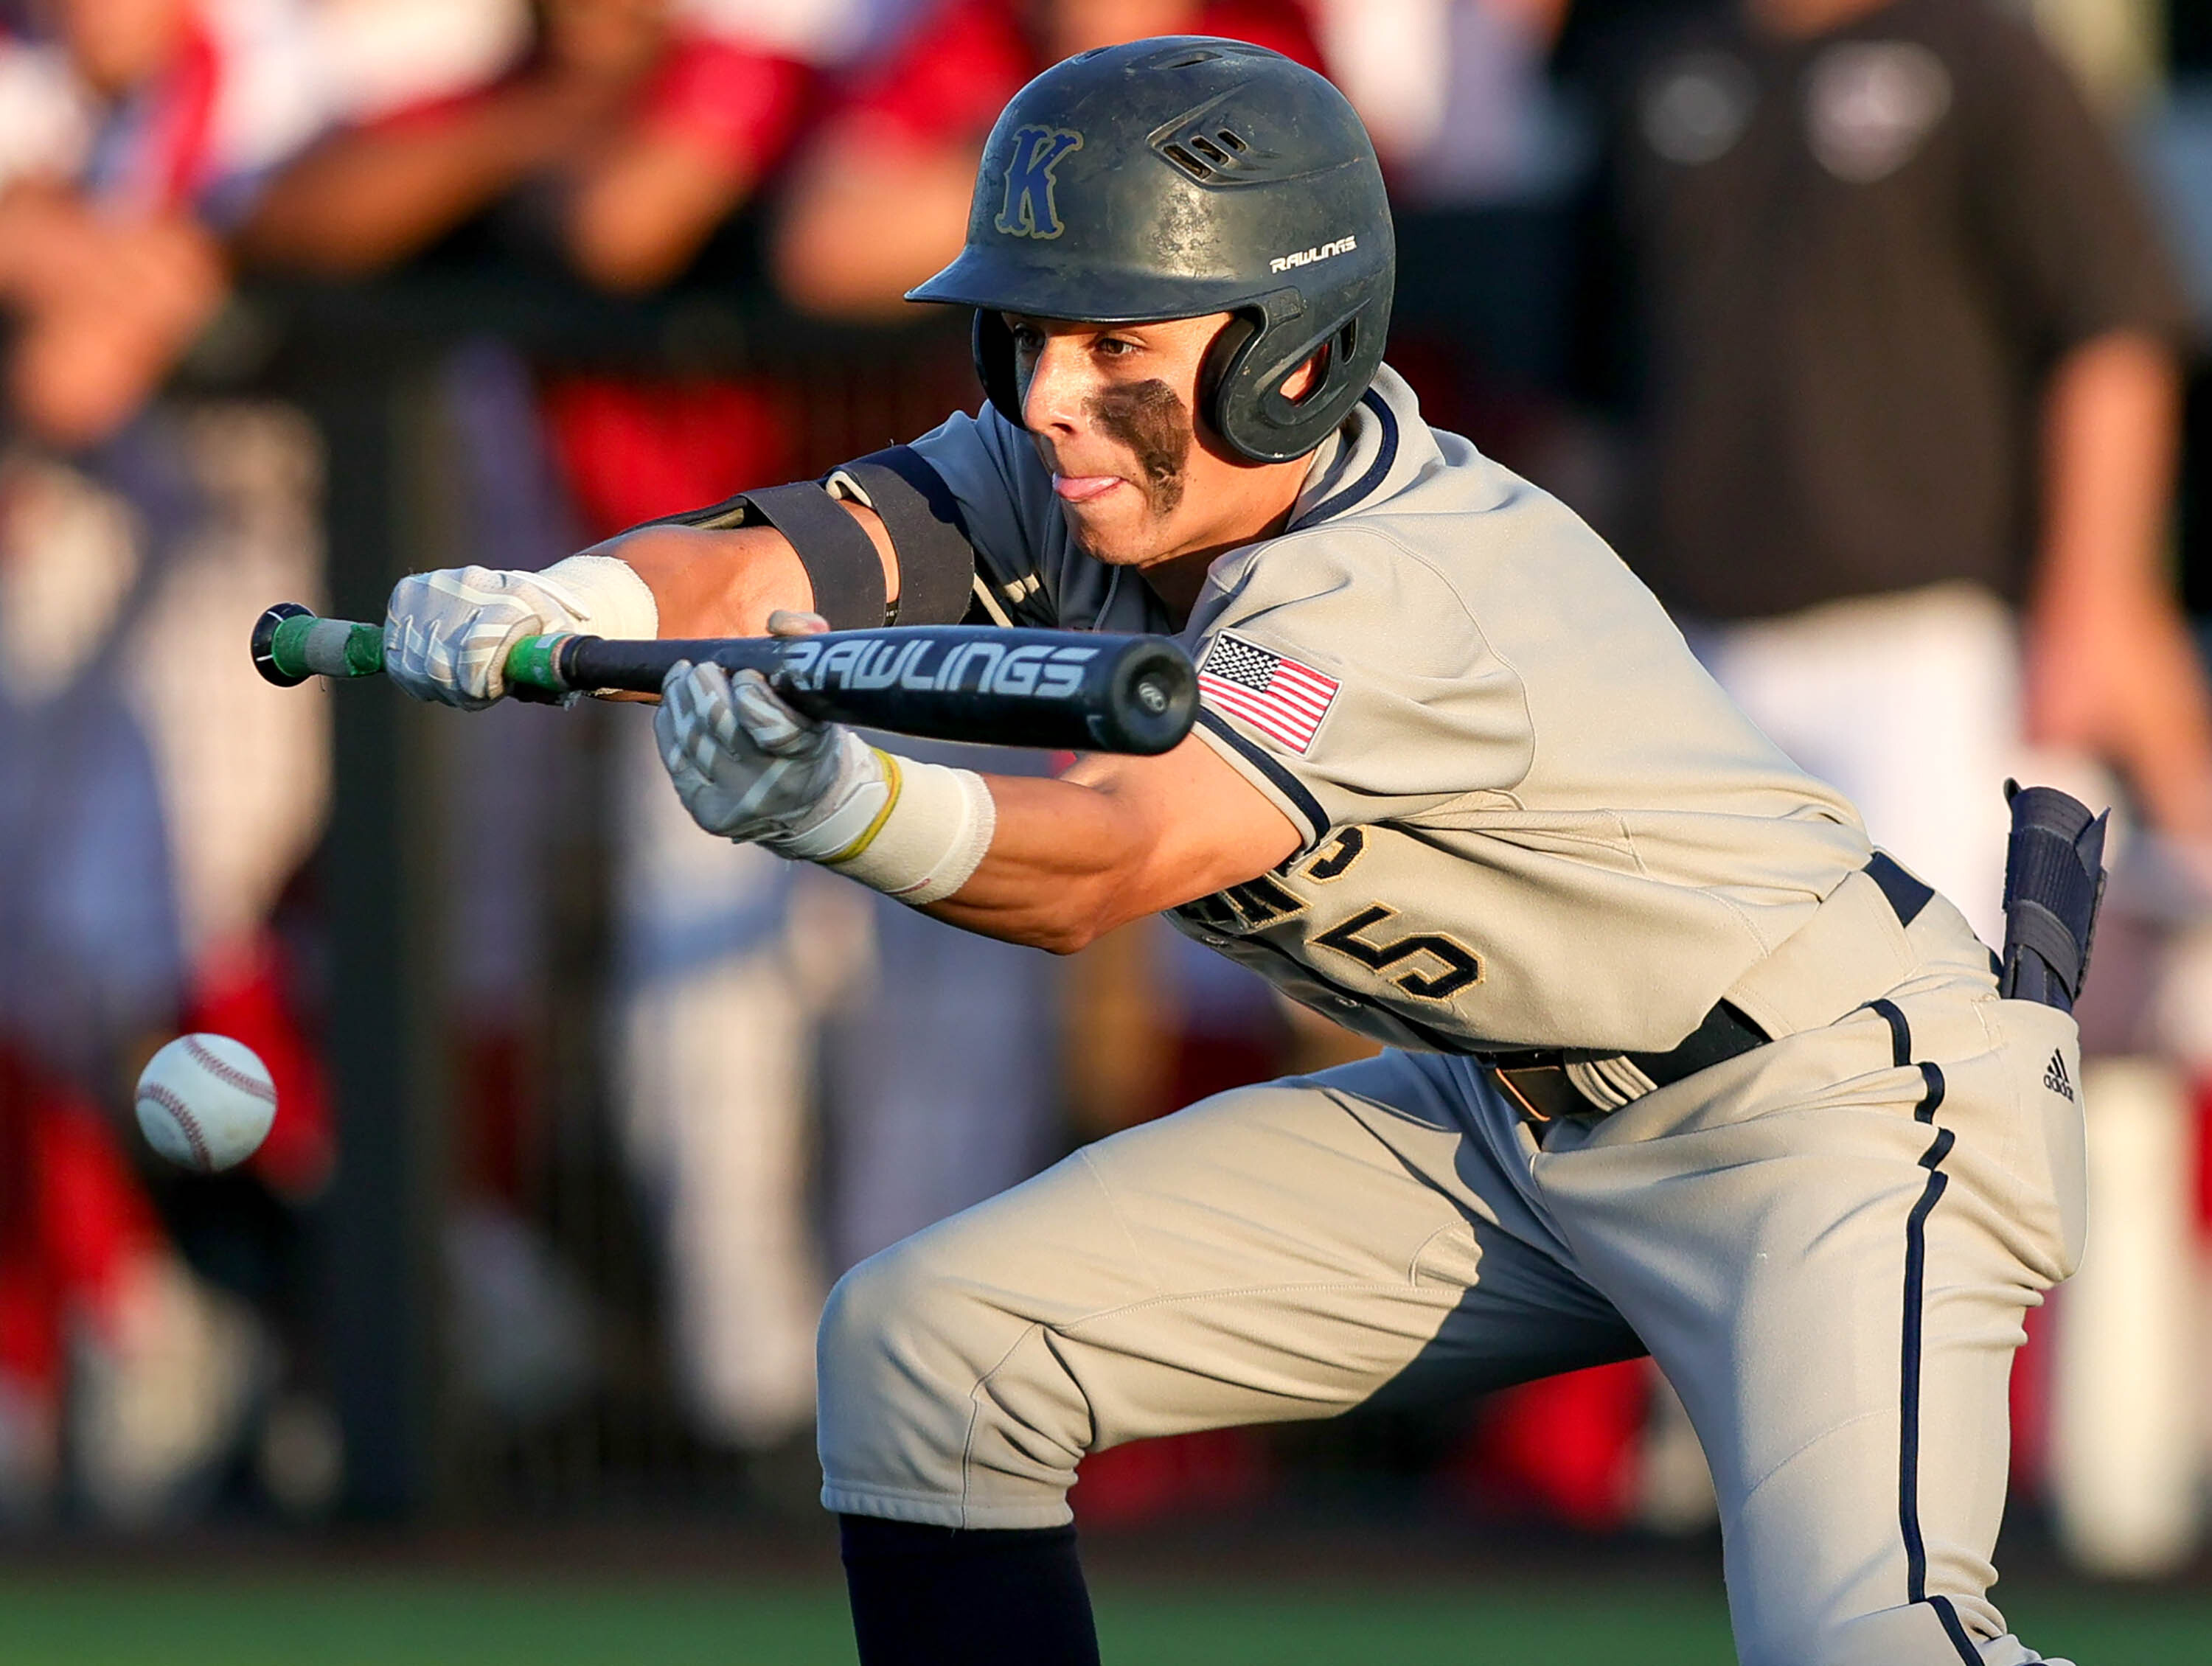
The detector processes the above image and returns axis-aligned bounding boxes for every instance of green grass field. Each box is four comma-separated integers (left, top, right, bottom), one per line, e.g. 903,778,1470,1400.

0,1572,2201,1664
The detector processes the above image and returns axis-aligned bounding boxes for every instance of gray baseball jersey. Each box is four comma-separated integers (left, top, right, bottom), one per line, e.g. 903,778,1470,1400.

832,366,2081,1666
906,364,1874,1057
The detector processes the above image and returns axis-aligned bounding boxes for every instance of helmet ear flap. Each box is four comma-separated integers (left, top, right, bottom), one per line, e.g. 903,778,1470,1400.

1208,298,1380,464
973,310,1025,427
1198,311,1261,444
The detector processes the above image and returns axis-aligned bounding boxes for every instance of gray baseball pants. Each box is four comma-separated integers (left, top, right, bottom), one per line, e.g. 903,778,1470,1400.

818,927,2084,1666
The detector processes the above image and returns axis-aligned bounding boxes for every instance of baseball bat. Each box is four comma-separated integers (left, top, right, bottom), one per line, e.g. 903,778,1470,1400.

249,603,1198,756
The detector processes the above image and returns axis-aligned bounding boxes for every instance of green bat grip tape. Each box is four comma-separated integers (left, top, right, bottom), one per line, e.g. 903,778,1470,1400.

501,633,574,699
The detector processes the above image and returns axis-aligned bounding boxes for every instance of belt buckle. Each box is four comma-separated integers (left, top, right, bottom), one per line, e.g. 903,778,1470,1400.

1492,1064,1585,1126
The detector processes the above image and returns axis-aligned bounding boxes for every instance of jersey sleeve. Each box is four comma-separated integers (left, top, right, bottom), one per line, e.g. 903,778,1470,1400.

1963,14,2197,354
903,405,1064,624
1184,529,1534,848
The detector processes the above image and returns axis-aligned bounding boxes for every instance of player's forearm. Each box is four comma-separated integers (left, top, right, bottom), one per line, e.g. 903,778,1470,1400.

922,747,1301,953
587,506,899,638
917,775,1163,952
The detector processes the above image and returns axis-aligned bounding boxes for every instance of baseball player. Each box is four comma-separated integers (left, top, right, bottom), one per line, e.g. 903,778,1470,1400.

381,39,2096,1666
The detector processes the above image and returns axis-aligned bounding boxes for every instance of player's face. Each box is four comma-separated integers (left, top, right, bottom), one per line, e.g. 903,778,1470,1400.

1006,312,1311,576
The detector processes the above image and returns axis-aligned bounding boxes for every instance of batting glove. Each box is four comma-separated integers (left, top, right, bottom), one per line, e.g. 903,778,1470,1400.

655,659,892,852
383,555,655,708
655,655,996,904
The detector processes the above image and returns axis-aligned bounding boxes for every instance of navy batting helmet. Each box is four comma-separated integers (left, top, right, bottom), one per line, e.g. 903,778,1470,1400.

905,37,1395,464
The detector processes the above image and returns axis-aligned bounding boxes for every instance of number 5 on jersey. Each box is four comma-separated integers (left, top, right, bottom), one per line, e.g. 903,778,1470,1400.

1313,905,1482,1000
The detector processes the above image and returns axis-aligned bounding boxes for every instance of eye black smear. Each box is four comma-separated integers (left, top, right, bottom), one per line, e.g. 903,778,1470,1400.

1087,380,1190,515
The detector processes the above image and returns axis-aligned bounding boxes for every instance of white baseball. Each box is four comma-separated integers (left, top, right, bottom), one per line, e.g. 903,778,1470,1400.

134,1034,278,1174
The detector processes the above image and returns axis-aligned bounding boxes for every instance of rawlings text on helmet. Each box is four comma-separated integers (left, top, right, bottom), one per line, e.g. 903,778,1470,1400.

994,127,1084,240
1270,235,1357,274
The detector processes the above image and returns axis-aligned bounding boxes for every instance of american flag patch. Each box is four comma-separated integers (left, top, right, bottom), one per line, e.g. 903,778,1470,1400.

1197,632,1340,754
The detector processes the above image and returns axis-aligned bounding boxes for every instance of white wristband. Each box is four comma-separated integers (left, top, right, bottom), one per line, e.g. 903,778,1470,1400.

818,753,996,906
540,553,658,640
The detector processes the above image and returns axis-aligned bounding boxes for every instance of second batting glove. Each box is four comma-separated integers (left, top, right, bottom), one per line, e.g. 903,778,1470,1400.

655,660,891,854
655,658,996,905
383,554,656,708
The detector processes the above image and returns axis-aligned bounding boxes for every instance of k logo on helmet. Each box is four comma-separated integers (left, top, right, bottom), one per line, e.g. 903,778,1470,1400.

995,126,1084,240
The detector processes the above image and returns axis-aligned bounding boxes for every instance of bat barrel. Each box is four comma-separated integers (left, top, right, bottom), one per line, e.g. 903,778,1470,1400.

754,627,1194,754
557,627,1198,754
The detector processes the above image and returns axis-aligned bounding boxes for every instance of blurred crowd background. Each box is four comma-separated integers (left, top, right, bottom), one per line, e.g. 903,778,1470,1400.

0,0,2208,1585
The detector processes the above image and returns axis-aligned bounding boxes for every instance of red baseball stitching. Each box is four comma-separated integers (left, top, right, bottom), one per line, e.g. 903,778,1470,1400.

138,1082,213,1171
182,1036,277,1104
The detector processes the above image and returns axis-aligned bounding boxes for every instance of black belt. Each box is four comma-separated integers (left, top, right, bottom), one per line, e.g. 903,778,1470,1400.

1483,853,1932,1125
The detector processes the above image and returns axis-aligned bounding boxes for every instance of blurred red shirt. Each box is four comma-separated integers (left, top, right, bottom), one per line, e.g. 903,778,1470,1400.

839,0,1327,153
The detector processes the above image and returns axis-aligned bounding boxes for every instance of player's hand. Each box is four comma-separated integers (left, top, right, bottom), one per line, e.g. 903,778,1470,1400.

383,565,597,709
655,656,892,857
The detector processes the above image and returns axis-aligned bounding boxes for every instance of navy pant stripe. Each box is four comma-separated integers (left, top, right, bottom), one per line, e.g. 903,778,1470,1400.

1929,1595,1983,1665
1899,1157,1948,1603
1888,1005,1969,1648
1914,1061,1947,1126
1869,997,1910,1068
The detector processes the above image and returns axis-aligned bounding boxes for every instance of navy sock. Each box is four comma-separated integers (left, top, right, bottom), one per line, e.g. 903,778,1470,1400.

838,1513,1100,1666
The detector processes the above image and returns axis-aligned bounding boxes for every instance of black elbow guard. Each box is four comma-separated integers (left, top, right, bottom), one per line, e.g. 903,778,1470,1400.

827,447,977,627
1997,781,2109,1013
640,446,977,631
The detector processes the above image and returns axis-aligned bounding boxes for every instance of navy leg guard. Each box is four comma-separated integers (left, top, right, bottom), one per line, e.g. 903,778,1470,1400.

1998,781,2108,1013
